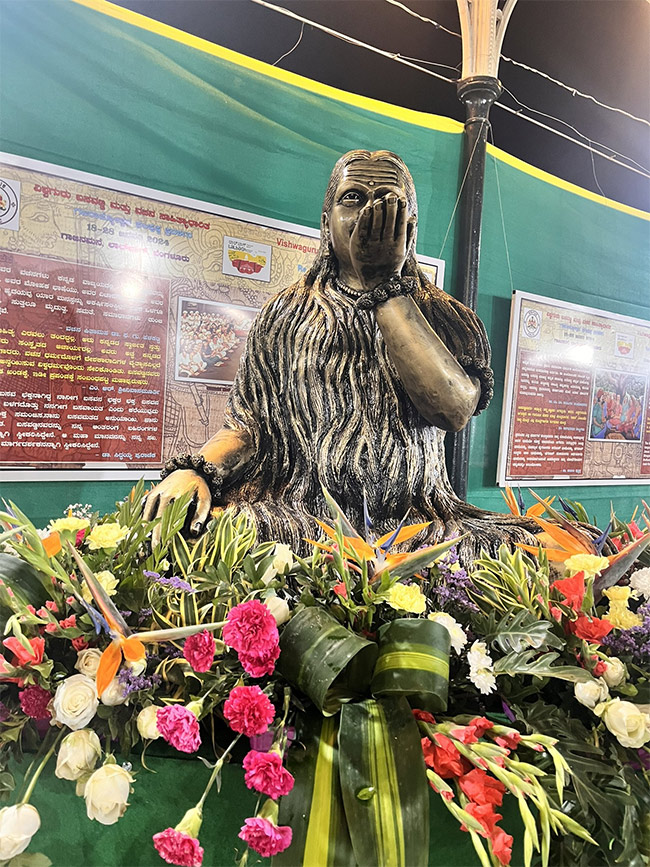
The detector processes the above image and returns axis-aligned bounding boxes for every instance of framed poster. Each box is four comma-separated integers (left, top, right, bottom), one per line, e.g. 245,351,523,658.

497,290,650,486
0,152,446,481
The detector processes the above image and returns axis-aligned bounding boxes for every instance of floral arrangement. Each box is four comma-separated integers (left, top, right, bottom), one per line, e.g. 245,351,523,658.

0,483,648,867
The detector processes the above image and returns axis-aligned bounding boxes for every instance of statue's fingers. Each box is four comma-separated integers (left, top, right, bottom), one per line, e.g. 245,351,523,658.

151,521,162,549
383,194,397,242
405,215,416,250
142,491,160,523
356,203,372,243
371,199,384,243
394,197,408,246
191,491,212,536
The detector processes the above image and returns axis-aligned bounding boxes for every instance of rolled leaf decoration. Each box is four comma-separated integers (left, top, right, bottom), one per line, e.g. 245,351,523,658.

338,697,430,867
371,618,450,713
278,607,378,715
276,713,356,867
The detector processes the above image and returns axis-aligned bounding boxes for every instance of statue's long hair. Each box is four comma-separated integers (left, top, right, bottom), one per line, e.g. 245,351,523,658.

306,149,428,289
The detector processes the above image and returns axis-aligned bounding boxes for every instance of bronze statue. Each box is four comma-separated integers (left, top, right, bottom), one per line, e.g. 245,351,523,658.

143,150,534,561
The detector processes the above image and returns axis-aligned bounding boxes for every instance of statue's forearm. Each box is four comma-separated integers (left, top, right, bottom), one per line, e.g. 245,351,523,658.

375,295,480,431
199,427,254,482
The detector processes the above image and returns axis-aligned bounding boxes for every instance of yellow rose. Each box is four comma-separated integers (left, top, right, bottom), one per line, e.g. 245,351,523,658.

385,582,426,614
564,553,609,577
49,516,90,534
82,570,118,604
86,523,128,551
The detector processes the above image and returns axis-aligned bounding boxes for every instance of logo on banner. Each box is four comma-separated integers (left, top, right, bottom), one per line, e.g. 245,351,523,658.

0,178,20,231
522,307,542,339
615,332,634,357
222,236,271,282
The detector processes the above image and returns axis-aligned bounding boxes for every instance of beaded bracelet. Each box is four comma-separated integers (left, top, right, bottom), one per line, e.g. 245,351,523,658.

160,453,223,498
356,276,417,310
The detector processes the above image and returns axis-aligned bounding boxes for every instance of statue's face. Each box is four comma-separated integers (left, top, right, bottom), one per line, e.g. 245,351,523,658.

326,158,409,275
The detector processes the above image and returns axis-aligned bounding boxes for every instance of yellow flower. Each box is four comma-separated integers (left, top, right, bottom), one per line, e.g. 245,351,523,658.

564,553,609,577
604,586,642,629
385,582,426,614
49,516,90,534
82,571,119,604
86,523,128,551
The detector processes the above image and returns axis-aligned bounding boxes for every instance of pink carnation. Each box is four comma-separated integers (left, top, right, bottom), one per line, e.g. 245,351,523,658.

183,631,216,673
223,600,279,657
71,636,89,651
239,644,280,678
153,828,204,867
223,685,275,737
242,750,294,798
19,684,52,720
238,817,292,858
156,705,201,753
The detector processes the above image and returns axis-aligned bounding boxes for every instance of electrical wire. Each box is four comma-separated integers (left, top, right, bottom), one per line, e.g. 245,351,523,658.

382,0,650,129
250,0,650,183
273,20,304,66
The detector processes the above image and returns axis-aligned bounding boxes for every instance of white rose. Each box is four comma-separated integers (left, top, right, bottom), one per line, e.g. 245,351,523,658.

602,657,627,688
137,705,161,740
261,543,294,584
100,677,128,706
264,595,290,626
52,674,98,730
0,804,41,860
55,729,102,781
595,698,650,748
574,678,609,709
84,762,134,825
125,657,146,677
74,648,103,678
428,612,467,654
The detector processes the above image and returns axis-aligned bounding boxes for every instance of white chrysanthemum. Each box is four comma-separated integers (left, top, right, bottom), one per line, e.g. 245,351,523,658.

467,640,497,695
428,612,467,654
472,670,497,695
630,567,650,599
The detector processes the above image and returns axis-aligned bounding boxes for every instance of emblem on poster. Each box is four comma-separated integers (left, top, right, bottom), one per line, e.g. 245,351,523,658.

522,307,542,339
615,332,634,358
222,236,271,282
0,178,20,230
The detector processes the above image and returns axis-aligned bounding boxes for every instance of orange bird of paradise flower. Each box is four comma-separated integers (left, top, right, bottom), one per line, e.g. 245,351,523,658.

66,543,224,696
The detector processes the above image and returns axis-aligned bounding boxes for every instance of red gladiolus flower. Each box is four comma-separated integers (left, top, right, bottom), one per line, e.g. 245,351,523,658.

551,572,585,609
333,582,348,598
59,615,76,629
461,802,502,838
71,636,89,651
3,636,44,667
570,614,613,644
421,734,469,779
592,660,607,676
494,731,521,750
450,725,479,744
412,709,436,725
459,769,506,807
468,716,493,737
238,817,292,858
491,828,514,865
153,828,204,867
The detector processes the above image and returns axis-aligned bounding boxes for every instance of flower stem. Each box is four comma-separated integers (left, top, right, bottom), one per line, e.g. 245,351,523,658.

196,733,241,810
19,727,66,805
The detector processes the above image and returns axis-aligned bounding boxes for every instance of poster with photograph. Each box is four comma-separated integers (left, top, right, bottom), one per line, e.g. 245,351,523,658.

497,291,650,485
174,297,258,385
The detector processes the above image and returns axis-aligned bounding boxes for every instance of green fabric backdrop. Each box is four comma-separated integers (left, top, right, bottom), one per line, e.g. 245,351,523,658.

0,0,648,524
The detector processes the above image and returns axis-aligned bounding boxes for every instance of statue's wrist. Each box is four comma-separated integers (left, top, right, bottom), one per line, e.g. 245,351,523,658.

160,453,223,498
356,275,417,310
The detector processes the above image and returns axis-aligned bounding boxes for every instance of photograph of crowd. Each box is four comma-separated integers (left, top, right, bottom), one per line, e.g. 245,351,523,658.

589,369,646,442
174,297,259,385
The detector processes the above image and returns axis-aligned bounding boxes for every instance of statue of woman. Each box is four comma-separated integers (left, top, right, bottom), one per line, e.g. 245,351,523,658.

144,150,534,561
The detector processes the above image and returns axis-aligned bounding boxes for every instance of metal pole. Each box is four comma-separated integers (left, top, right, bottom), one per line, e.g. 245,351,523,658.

449,75,501,499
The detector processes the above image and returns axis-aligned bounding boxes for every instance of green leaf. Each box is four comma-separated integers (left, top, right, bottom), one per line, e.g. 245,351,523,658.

8,854,53,867
338,697,429,867
0,553,50,611
483,608,563,653
278,606,378,715
275,713,355,867
494,650,594,683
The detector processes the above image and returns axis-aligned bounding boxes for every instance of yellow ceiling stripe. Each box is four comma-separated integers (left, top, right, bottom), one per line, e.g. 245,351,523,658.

70,0,649,221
